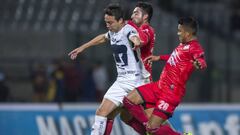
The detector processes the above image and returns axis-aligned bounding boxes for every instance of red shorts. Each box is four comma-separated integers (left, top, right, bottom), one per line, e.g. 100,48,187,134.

137,82,181,120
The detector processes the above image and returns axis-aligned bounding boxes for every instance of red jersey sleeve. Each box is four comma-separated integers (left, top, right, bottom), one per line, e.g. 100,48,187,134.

127,20,138,29
159,55,170,61
127,20,149,46
190,43,207,69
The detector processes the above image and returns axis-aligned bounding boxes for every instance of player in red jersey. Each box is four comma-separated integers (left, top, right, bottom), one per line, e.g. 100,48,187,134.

123,17,207,135
127,2,155,81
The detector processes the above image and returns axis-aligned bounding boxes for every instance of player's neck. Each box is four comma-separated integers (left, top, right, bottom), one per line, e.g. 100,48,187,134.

142,21,149,26
186,36,197,43
115,23,125,33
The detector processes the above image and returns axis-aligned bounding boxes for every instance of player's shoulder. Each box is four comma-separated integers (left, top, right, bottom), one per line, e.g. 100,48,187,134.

124,24,136,31
122,24,138,36
189,40,204,50
190,40,202,47
141,23,153,29
141,24,155,33
107,31,114,37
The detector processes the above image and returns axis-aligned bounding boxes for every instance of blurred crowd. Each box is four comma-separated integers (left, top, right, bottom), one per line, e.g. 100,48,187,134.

0,56,109,103
31,57,109,102
230,0,240,34
0,72,10,102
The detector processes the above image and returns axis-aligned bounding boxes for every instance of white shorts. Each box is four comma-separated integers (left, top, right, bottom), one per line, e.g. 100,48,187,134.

104,78,150,106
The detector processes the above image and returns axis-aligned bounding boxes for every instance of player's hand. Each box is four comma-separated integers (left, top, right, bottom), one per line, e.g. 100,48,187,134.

132,43,141,50
144,55,160,66
192,60,202,69
130,35,141,51
68,47,84,60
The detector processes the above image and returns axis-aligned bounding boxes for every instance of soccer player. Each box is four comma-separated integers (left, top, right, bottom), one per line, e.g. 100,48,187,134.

68,4,149,135
127,2,155,81
102,2,154,135
123,17,207,135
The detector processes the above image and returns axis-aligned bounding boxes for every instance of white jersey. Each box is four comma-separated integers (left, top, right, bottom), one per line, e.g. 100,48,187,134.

105,24,148,81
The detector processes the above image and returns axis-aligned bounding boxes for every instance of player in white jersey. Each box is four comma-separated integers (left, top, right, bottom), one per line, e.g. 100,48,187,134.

104,24,150,105
68,4,149,135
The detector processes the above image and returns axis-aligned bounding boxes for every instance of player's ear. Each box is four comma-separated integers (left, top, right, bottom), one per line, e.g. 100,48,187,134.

143,14,148,21
119,18,124,23
185,31,191,38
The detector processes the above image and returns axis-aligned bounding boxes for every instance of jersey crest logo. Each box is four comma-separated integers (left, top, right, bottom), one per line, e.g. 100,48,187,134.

183,45,190,50
111,38,117,42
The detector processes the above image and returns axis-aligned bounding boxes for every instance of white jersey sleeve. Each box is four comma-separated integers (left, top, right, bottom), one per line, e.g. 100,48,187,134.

123,24,139,40
104,32,110,39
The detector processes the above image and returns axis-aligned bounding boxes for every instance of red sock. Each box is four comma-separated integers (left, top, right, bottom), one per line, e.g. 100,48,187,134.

126,117,146,135
147,125,181,135
103,119,114,135
122,97,148,124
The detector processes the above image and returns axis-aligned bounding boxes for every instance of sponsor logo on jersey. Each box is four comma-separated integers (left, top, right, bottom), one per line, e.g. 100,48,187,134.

167,50,181,66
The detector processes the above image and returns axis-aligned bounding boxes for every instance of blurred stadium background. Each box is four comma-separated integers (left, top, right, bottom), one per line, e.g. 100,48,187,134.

0,0,239,135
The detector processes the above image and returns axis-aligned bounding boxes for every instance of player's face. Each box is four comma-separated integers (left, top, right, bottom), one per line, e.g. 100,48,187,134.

131,7,144,26
104,14,123,32
177,24,188,43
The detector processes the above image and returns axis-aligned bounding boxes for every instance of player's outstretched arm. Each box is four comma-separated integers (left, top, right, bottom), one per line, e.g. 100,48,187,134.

144,55,160,62
144,54,170,66
159,55,170,61
68,33,107,60
144,55,160,66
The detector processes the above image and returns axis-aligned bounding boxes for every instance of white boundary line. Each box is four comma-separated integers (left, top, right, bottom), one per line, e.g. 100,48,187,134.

0,103,58,111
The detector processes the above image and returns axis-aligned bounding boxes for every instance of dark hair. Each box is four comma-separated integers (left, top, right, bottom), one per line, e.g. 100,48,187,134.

104,3,123,21
136,2,153,22
178,17,198,35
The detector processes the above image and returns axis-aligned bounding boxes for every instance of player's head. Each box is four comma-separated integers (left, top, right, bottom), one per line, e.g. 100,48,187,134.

177,17,198,43
104,3,124,32
131,2,153,26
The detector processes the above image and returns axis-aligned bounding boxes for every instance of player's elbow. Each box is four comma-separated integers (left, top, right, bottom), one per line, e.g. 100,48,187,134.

199,60,207,70
201,63,207,70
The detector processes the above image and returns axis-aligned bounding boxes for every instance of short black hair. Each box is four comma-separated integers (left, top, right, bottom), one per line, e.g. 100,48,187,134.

104,3,123,21
136,2,153,22
178,17,198,35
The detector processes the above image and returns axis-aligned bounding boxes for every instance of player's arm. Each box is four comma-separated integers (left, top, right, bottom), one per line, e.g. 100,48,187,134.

129,35,141,50
144,54,170,62
159,55,170,61
125,24,142,49
68,33,107,60
144,54,170,66
127,20,149,46
190,45,207,70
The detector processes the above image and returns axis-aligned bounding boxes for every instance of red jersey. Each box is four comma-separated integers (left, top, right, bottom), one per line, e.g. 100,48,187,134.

127,21,155,80
158,40,207,99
